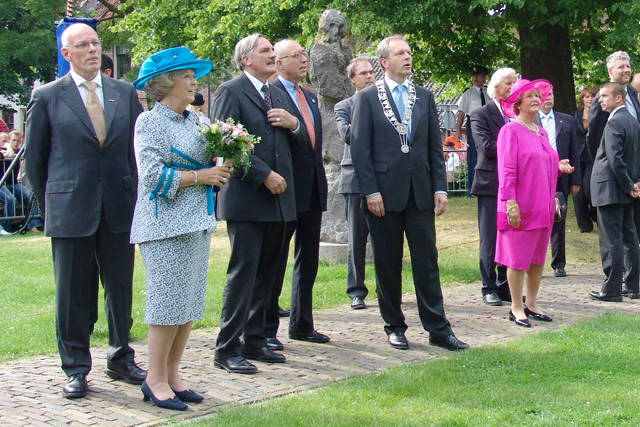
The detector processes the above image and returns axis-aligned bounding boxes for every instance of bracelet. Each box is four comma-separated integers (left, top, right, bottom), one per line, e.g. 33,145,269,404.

506,203,519,213
192,170,198,184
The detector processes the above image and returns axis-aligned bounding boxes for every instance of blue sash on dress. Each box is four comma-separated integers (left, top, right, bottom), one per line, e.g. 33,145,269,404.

149,146,215,217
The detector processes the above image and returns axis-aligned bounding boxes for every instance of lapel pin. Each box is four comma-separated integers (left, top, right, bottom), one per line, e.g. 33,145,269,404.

311,98,317,104
108,99,115,102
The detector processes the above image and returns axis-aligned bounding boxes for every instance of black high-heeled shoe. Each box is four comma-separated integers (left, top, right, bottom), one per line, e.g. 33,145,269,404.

172,388,204,403
141,381,188,411
524,305,553,322
509,310,531,327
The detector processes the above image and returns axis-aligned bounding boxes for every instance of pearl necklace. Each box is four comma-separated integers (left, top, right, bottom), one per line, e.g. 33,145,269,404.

516,117,539,135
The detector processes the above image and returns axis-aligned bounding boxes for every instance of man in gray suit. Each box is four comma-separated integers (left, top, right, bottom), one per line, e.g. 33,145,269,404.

589,82,640,302
351,35,468,351
335,57,375,309
211,33,308,373
25,23,145,398
587,51,640,238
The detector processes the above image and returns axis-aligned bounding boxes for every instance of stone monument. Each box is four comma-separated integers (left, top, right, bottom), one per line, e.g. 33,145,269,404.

308,10,355,256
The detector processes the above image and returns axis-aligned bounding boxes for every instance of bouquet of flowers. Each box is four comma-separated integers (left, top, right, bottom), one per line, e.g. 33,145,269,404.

201,118,260,178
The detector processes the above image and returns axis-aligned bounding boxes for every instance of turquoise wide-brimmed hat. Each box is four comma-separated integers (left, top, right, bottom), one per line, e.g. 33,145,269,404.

133,47,212,90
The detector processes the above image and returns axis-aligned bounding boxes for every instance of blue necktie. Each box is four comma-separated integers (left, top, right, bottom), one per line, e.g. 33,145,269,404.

394,85,406,119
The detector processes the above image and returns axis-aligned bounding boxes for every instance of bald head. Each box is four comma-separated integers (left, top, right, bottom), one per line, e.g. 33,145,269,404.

60,24,102,80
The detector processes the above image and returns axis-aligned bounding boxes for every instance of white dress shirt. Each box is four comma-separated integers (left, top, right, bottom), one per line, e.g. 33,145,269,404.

69,69,104,108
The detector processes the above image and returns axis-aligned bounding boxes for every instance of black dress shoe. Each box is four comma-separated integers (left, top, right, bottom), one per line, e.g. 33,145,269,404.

483,292,502,306
278,307,290,317
589,291,623,302
351,296,366,309
106,360,147,385
266,337,284,351
622,287,640,299
172,388,204,403
429,334,470,351
243,346,286,363
214,355,258,374
523,305,553,322
387,331,409,349
141,381,187,411
508,310,531,327
63,373,87,398
289,330,330,343
554,268,567,277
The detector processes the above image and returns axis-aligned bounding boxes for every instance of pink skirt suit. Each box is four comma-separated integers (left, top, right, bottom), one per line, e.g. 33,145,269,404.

495,122,560,271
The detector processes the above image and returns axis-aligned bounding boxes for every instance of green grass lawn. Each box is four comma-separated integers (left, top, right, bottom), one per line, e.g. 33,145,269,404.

0,195,601,362
183,312,640,427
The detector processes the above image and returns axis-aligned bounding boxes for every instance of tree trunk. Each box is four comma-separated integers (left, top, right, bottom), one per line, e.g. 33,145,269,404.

519,23,576,114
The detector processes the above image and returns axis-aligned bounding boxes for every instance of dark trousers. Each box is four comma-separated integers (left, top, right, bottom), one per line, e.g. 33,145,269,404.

215,220,286,358
477,195,508,296
344,193,369,299
574,162,596,232
597,203,639,294
551,197,566,270
51,212,135,376
365,188,452,338
466,121,477,196
265,197,323,337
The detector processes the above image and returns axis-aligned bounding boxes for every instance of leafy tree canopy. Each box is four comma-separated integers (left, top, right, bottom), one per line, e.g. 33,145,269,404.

0,0,65,108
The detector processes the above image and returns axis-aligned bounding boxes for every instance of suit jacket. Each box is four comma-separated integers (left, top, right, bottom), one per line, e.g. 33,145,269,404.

573,109,592,163
587,83,640,164
211,73,308,222
469,101,505,196
271,78,327,212
535,110,582,195
590,107,640,207
335,95,359,194
25,73,142,238
351,82,446,212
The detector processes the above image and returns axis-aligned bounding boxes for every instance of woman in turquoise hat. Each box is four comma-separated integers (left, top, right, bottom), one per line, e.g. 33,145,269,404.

130,47,233,410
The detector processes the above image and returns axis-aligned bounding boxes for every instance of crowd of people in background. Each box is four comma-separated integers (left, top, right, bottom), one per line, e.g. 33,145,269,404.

3,20,638,411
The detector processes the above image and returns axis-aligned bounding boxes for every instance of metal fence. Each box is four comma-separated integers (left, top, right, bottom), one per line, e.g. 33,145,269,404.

0,145,42,235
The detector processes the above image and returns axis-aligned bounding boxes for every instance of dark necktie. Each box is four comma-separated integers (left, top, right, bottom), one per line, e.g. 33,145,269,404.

480,88,486,106
261,84,272,110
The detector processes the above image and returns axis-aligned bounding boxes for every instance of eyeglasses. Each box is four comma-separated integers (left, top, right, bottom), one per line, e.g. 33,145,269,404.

280,50,309,60
65,40,102,50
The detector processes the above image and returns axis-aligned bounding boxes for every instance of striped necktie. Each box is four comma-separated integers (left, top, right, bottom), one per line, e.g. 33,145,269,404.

295,85,315,150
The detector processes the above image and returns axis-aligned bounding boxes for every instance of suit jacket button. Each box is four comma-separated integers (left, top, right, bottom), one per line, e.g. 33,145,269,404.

275,153,279,157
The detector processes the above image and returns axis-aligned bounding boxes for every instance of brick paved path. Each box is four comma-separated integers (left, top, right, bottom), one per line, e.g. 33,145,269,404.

1,263,637,426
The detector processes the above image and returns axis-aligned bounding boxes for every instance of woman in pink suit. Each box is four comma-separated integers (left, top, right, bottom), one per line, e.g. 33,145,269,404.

496,79,575,327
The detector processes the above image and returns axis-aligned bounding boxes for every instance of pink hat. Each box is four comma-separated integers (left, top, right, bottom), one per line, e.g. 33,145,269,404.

500,79,552,118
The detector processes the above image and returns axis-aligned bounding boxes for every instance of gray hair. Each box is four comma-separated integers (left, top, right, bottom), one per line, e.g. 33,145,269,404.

233,33,263,70
376,35,406,62
487,67,517,99
143,70,181,101
606,51,631,69
346,57,373,79
273,38,295,59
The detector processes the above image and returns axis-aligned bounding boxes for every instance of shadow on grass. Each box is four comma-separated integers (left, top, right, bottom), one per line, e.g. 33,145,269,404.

186,313,640,427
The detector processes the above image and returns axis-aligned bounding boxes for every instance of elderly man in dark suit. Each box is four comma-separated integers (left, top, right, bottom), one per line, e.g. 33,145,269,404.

211,33,308,374
335,57,375,310
535,89,581,277
469,68,517,306
589,82,640,301
351,35,468,351
25,23,145,398
587,51,640,251
265,38,329,348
